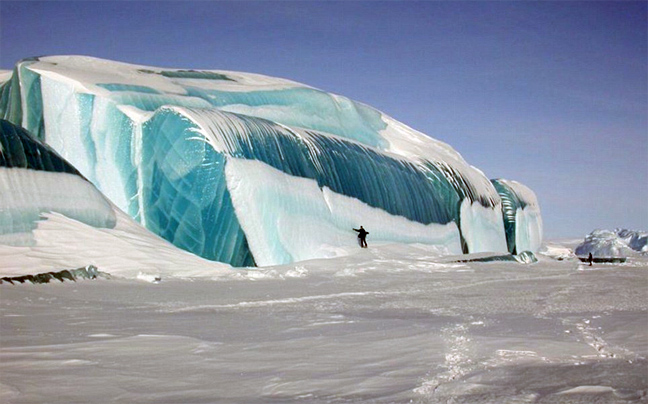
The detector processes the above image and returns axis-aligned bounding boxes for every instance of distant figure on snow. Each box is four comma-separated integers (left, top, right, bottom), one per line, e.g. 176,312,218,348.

588,252,593,266
353,226,369,248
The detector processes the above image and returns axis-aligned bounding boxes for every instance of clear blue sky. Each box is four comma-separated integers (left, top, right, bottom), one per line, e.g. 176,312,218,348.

1,1,646,238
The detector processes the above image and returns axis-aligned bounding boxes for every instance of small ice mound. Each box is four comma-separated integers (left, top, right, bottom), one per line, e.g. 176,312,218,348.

285,265,308,278
137,272,162,283
557,385,614,395
575,229,646,258
515,251,538,264
539,243,576,261
243,269,281,280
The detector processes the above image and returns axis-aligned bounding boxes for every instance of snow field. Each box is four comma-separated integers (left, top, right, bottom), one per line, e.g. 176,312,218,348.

1,243,646,403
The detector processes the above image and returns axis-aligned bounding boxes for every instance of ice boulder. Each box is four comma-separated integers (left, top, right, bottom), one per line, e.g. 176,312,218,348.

575,229,647,258
0,56,543,266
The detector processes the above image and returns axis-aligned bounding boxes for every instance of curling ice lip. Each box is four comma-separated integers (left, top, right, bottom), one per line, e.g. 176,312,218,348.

492,179,543,254
0,119,233,278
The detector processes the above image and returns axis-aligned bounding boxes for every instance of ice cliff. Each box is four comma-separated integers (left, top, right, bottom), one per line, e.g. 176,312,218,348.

0,56,542,266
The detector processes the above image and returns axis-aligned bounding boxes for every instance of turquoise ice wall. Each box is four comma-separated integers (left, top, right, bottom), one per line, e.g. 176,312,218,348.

0,56,543,265
138,107,480,264
140,111,255,267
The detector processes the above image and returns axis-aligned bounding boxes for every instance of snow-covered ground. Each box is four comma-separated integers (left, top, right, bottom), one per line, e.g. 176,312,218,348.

1,242,647,403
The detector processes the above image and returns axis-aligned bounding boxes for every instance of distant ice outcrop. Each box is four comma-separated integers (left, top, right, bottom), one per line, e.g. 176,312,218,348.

615,229,648,253
575,229,648,258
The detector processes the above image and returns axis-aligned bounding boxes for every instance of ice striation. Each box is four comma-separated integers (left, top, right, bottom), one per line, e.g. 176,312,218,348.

0,119,116,246
491,179,542,254
0,119,231,278
0,56,543,266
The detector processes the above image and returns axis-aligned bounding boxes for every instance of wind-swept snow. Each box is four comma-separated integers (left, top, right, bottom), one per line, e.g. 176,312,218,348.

0,209,230,279
1,241,646,403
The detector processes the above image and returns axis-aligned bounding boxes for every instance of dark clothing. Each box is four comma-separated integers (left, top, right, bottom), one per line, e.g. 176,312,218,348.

354,228,369,238
588,253,593,266
353,227,369,248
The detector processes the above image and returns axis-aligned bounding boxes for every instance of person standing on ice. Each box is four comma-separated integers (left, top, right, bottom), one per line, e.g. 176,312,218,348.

588,252,593,266
353,226,369,248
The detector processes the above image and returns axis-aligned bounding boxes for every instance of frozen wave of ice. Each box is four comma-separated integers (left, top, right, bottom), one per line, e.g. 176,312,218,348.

0,56,542,267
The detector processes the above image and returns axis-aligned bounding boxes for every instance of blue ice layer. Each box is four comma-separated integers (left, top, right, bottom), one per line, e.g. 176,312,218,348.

1,58,389,149
141,108,493,265
0,60,45,140
491,179,528,254
183,86,389,149
0,119,116,237
140,111,255,267
96,83,161,94
0,119,79,174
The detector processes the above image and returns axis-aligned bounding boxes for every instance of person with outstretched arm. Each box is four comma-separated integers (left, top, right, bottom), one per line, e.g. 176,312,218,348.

353,226,369,248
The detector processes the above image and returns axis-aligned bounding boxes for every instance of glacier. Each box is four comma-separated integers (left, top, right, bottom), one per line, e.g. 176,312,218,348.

0,56,542,266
